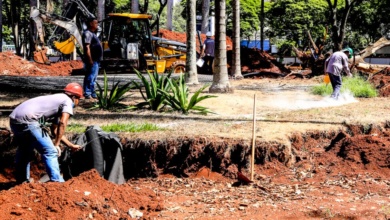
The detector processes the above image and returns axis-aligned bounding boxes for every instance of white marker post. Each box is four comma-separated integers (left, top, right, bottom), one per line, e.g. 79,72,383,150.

251,94,256,181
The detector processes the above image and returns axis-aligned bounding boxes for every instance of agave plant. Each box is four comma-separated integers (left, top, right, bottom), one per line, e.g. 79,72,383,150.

94,71,135,110
159,74,217,115
133,69,172,111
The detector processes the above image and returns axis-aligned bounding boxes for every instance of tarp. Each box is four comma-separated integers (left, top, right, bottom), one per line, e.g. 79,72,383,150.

241,40,270,51
61,125,125,184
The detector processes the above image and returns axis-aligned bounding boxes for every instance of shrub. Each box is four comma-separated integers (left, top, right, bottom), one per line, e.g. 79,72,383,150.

94,71,135,110
311,75,377,98
159,73,217,115
133,69,171,111
343,76,377,98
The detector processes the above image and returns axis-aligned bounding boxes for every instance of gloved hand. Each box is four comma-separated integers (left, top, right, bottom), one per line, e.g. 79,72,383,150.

54,146,61,157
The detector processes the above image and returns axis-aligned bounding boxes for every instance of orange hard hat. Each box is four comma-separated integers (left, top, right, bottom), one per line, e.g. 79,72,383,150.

64,82,83,98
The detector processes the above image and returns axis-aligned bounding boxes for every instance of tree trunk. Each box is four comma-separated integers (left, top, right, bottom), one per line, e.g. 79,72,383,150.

98,0,105,22
326,0,360,51
260,0,264,51
307,30,319,53
185,0,199,84
209,0,233,93
139,0,148,13
201,0,210,34
353,37,390,73
166,0,173,30
132,0,139,13
29,0,38,60
355,63,390,74
0,0,3,52
295,36,390,76
0,75,135,93
150,0,167,30
356,37,390,59
232,0,242,79
10,0,21,55
46,0,54,13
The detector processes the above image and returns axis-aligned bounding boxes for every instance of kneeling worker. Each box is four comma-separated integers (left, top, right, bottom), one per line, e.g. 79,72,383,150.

9,82,83,183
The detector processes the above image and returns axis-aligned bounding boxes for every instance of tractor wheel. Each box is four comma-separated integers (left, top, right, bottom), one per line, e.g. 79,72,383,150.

170,60,186,74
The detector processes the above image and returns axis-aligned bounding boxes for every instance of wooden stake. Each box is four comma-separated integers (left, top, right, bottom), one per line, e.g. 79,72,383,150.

251,94,256,181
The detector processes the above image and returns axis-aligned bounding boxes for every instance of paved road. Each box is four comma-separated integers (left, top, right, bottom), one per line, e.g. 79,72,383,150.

0,73,214,93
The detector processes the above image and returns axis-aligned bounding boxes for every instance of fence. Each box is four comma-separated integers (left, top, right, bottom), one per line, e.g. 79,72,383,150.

2,45,16,53
277,56,390,65
363,58,390,65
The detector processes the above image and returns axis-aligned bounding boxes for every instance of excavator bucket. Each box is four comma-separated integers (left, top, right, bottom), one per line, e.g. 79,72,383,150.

33,47,51,65
54,36,76,55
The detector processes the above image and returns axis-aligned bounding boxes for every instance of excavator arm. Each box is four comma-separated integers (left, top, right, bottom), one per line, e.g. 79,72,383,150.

30,5,85,64
31,7,83,46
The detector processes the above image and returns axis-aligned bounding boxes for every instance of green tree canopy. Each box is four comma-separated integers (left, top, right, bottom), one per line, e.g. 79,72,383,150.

349,0,390,49
226,0,260,39
148,0,186,33
265,0,328,48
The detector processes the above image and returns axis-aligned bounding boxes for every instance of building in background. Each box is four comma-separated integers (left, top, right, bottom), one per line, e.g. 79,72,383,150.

2,40,15,53
196,15,215,36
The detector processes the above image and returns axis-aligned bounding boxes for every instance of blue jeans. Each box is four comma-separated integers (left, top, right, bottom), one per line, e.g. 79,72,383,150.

83,61,100,98
328,73,342,100
10,121,64,183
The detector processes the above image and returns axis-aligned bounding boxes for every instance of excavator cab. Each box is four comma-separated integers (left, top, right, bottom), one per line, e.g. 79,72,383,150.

100,13,155,72
30,0,187,74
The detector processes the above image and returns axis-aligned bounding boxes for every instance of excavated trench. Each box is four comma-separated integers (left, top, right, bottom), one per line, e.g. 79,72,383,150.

2,122,390,186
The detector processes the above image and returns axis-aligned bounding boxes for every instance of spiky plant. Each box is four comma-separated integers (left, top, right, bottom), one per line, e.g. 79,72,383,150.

159,74,217,115
133,69,172,111
94,71,134,110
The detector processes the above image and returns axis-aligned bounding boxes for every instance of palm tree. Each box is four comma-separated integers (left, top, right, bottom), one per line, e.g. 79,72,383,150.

209,0,233,93
185,0,199,84
0,0,2,52
232,0,242,79
201,0,210,34
98,0,105,22
166,0,173,30
131,0,139,13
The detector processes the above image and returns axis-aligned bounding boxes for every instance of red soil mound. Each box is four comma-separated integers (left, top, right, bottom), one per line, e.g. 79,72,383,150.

0,170,163,220
229,47,290,74
0,51,82,76
368,67,390,97
158,28,233,52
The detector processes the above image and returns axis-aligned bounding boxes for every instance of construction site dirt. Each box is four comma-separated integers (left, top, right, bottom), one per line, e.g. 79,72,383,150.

2,43,390,219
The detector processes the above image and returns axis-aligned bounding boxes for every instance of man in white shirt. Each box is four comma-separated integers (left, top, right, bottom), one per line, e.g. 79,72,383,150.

325,48,353,100
9,83,83,183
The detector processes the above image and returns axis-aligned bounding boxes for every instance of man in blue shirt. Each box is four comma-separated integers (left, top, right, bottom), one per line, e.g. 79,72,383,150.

201,32,215,75
82,17,103,100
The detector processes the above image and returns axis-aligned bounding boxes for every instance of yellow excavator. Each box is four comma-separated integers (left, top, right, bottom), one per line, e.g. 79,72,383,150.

30,0,186,74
